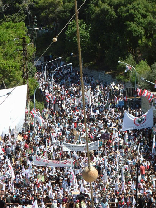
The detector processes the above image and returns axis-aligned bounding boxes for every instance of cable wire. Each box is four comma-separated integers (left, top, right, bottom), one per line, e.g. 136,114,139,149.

36,0,87,62
0,83,21,106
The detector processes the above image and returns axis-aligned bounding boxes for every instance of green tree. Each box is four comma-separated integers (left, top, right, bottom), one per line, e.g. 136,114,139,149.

86,0,156,69
144,62,156,91
33,0,64,29
1,0,155,76
0,0,29,23
135,60,151,90
31,0,75,59
117,54,137,84
119,0,156,63
0,21,35,89
87,0,129,69
65,19,92,64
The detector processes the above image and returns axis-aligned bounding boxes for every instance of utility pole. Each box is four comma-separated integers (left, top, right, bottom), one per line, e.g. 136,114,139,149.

22,37,29,133
22,37,28,85
136,160,139,207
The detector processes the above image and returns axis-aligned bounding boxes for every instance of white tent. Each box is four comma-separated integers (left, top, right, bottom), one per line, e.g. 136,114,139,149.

0,84,27,136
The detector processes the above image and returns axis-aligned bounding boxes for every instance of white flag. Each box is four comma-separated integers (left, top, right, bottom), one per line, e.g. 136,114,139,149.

121,167,125,182
122,108,153,131
0,146,4,154
35,115,44,126
32,200,38,208
124,131,128,145
152,135,155,154
132,196,136,207
41,202,45,208
85,89,91,106
6,159,15,180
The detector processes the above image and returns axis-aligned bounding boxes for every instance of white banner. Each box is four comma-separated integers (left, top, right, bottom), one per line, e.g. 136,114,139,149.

33,156,72,167
0,84,27,136
62,141,99,152
122,108,153,131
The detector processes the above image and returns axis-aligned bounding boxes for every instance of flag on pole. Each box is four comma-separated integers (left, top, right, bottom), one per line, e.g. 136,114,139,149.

30,109,44,126
114,96,118,104
142,89,148,97
121,167,125,182
137,88,142,96
36,115,44,126
123,96,127,101
132,196,136,207
7,159,15,180
46,95,50,102
25,108,28,114
148,93,154,102
120,195,125,205
125,65,132,72
124,131,128,145
85,89,91,106
30,108,36,117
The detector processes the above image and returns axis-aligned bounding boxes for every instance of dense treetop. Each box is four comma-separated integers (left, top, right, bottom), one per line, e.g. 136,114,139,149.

0,0,156,91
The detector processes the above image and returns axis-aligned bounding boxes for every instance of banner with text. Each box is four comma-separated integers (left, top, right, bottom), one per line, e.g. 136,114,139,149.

122,108,153,131
62,141,99,152
33,156,72,167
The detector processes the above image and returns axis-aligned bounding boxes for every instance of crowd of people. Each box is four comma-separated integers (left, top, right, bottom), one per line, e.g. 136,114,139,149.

0,62,156,208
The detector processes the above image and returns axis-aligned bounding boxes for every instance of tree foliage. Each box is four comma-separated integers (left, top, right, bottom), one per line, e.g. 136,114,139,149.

65,19,93,64
0,0,156,91
0,21,36,92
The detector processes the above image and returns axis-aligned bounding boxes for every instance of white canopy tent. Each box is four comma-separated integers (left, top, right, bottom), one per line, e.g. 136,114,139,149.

0,84,27,136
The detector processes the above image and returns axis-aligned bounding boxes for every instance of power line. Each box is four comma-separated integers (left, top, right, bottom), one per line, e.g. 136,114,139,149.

36,0,87,62
0,0,87,97
118,61,155,87
2,0,87,77
140,77,155,85
0,83,21,106
2,1,32,17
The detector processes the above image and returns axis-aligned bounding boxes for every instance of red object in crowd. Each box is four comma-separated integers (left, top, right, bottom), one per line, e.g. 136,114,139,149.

24,143,29,149
74,122,77,128
140,165,145,175
24,134,28,139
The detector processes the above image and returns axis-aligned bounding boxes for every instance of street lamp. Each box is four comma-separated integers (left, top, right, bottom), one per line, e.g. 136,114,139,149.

51,66,60,110
118,61,137,91
54,57,62,70
118,61,137,108
32,16,39,48
136,161,139,207
67,63,72,72
34,87,38,133
44,62,47,82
